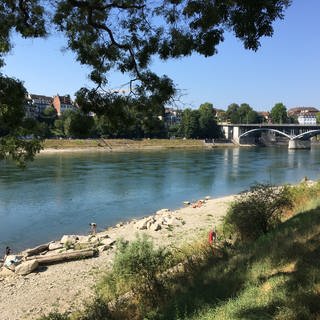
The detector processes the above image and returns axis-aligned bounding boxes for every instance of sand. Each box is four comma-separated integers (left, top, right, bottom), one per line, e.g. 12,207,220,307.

0,194,236,320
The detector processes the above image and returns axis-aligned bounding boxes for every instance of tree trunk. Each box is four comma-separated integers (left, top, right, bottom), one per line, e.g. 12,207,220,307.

26,249,96,264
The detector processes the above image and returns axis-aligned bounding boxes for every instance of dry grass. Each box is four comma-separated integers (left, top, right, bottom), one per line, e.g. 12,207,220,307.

42,138,207,150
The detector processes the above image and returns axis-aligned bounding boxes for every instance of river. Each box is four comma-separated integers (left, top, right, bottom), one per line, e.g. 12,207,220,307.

0,147,319,253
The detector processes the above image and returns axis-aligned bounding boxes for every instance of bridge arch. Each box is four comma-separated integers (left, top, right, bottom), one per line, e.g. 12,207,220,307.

238,128,292,140
293,130,320,140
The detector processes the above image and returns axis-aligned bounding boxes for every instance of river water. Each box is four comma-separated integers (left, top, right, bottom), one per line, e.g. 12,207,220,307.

1,147,319,253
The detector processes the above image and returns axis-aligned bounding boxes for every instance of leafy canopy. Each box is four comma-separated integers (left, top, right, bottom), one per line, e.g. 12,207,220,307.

0,74,42,166
1,0,291,100
0,0,291,163
271,102,288,124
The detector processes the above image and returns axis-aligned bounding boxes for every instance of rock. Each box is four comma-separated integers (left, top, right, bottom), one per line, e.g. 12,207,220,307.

60,235,79,244
150,223,162,231
100,238,116,247
15,260,39,276
146,221,153,229
77,235,90,244
48,242,63,251
0,266,15,277
98,245,109,252
164,217,181,226
98,232,110,239
156,208,170,215
136,217,153,230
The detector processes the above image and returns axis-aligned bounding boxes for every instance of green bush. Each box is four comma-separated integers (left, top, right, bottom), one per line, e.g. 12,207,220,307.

75,298,112,320
38,312,69,320
97,234,171,304
223,184,293,241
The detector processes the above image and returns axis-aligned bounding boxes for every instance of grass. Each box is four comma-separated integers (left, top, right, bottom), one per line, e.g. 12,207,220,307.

42,138,208,150
38,181,320,320
186,204,320,320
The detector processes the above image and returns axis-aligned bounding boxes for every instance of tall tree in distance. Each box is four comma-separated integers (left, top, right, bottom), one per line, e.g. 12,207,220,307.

198,102,221,138
226,103,240,123
271,103,288,124
238,103,259,124
180,109,200,139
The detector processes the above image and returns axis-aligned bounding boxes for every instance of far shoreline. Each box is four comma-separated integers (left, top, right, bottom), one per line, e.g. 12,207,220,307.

40,138,237,154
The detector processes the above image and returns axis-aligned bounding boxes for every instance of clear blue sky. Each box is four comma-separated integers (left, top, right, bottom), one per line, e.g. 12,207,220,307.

2,1,320,111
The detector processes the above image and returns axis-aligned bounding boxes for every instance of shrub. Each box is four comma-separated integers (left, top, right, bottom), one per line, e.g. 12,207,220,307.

223,184,293,241
75,298,112,320
38,313,69,320
97,234,171,305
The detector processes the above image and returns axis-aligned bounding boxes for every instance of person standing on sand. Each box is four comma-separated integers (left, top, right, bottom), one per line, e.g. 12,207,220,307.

3,246,10,261
208,226,217,255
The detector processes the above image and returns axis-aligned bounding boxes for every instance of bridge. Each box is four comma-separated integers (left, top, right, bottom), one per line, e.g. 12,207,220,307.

221,124,320,149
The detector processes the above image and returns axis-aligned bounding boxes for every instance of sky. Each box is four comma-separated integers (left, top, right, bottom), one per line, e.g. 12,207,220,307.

2,1,320,111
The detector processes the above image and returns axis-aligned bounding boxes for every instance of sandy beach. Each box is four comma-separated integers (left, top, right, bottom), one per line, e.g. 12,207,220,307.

0,194,235,320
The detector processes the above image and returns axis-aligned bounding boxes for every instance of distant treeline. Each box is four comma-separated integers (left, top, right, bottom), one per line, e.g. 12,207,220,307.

28,101,307,140
28,102,223,139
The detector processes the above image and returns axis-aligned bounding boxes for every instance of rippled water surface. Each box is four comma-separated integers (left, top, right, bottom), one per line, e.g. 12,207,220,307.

1,147,320,252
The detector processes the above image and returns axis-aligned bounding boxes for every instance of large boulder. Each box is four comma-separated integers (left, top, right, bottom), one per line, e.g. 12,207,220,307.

15,260,39,275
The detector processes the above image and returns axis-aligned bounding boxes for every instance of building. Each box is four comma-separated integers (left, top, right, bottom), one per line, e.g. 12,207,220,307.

258,111,271,123
288,107,319,125
164,108,182,126
24,95,39,119
53,95,77,116
29,94,53,114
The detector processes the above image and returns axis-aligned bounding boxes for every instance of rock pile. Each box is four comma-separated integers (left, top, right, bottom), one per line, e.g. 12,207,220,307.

135,209,185,231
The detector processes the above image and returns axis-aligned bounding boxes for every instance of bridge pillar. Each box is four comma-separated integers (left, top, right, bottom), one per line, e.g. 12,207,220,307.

288,139,311,149
233,126,240,144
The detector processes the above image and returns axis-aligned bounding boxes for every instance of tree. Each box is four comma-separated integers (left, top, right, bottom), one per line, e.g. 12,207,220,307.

238,103,259,124
39,106,58,126
63,111,95,138
226,103,240,123
180,109,200,138
0,0,291,162
0,74,42,166
271,102,288,124
198,102,221,138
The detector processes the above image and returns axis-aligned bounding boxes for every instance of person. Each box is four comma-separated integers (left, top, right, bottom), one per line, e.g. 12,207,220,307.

90,222,97,235
4,247,20,271
208,226,217,255
3,246,10,261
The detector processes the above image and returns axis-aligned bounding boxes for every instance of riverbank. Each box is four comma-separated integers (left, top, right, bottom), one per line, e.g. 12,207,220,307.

0,194,236,320
41,138,235,153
